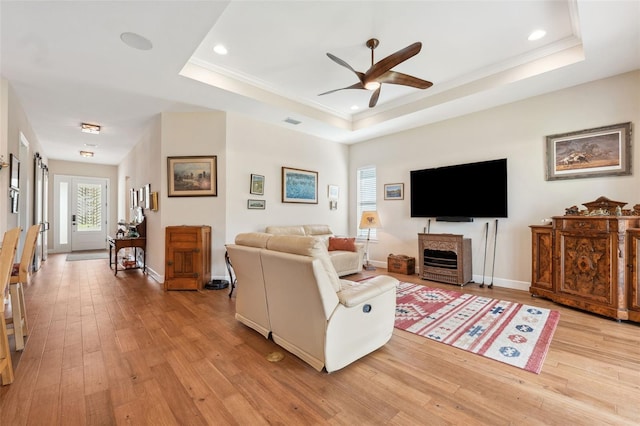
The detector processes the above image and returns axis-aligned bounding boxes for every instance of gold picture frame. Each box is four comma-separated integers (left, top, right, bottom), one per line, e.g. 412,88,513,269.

167,156,217,197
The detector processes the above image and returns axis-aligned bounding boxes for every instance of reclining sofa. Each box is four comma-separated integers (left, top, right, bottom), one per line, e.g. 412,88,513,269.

265,225,364,276
226,232,398,373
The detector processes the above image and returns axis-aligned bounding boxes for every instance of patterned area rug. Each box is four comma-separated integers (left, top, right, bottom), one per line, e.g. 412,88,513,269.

395,282,560,374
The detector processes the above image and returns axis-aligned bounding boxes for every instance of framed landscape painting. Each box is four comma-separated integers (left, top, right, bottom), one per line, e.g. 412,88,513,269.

247,199,266,209
168,156,217,197
384,183,404,200
545,122,631,181
282,167,318,204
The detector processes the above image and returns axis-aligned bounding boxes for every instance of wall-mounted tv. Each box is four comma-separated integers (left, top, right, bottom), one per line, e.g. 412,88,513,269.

410,158,508,220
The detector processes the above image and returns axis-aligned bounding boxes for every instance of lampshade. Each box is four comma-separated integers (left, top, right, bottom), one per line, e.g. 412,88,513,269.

359,211,382,229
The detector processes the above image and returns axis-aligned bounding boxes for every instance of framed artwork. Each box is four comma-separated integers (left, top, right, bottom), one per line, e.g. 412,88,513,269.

10,189,19,214
545,122,632,181
282,167,318,204
250,174,264,195
150,192,159,211
140,184,151,209
167,155,217,197
384,183,404,200
130,188,138,208
248,199,266,209
9,153,19,190
328,184,339,200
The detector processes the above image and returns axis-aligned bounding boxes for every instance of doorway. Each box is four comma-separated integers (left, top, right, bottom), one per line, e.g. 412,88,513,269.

53,175,109,252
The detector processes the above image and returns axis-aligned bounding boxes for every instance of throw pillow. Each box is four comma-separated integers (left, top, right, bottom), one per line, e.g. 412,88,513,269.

328,237,356,252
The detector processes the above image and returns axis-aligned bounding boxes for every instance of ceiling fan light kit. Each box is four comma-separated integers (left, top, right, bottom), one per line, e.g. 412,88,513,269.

320,38,433,108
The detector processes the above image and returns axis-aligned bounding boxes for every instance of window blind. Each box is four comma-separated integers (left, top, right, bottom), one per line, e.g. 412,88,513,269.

357,165,377,239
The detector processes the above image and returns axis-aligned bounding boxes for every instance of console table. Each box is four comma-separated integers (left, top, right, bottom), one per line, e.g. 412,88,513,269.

108,217,146,276
108,236,146,275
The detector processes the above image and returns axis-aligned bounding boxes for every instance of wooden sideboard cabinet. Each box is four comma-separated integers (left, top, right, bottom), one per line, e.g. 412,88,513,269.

626,228,640,322
531,216,639,321
165,225,212,291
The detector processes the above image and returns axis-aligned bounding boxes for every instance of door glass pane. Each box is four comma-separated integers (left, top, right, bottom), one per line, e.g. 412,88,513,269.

76,183,102,232
59,182,68,244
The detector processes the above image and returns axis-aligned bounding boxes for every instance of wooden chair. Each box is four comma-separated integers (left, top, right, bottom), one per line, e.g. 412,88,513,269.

0,227,21,386
7,224,39,351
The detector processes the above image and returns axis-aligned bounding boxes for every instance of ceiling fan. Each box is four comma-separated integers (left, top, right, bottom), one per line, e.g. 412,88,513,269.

319,38,433,108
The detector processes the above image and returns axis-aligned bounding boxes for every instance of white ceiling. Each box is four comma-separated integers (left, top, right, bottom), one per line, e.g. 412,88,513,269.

1,1,639,165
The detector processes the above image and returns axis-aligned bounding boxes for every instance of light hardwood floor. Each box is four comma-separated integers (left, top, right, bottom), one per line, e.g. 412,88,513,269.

1,253,639,425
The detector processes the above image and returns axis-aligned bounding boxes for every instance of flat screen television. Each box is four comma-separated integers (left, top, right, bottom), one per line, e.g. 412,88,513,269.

410,158,508,220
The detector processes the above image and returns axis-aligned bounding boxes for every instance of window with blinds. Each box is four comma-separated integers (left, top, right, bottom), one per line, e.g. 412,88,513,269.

76,182,103,232
357,165,377,239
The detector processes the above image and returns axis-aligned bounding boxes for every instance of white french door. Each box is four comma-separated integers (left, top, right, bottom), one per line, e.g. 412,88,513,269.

54,175,108,252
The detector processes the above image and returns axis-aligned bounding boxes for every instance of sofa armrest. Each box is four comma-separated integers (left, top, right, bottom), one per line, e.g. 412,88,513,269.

337,276,397,307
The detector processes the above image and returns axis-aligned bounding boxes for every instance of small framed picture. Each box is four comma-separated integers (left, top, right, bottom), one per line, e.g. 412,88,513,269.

9,154,20,191
248,199,266,209
10,189,19,214
250,174,265,195
384,183,404,200
328,184,339,200
130,188,138,208
140,184,151,209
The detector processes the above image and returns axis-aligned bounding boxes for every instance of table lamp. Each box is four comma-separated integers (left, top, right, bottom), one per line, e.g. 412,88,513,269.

359,211,381,270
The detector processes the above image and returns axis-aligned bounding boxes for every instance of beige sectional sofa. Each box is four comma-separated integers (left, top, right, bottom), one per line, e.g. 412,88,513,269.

226,232,398,373
265,224,364,276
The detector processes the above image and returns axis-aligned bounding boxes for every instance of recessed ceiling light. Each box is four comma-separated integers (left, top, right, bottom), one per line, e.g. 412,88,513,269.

213,44,228,55
84,143,97,147
528,29,547,41
120,32,153,50
80,151,94,158
350,105,359,111
81,123,101,134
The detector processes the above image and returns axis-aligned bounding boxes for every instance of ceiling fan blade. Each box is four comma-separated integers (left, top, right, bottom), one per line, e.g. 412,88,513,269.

318,82,365,96
379,71,433,89
326,53,365,82
364,42,422,82
369,86,381,108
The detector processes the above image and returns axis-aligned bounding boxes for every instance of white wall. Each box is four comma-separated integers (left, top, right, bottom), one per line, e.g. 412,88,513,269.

225,113,350,243
160,111,227,278
1,79,47,236
118,116,163,280
350,70,640,290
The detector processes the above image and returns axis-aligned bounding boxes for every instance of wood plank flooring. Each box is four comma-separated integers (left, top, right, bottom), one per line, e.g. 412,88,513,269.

1,253,639,425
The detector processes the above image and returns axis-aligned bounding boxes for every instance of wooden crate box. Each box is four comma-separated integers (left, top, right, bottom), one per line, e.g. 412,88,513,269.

387,254,416,275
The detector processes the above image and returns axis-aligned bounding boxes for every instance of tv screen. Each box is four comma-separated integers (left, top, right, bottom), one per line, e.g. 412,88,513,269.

410,158,508,219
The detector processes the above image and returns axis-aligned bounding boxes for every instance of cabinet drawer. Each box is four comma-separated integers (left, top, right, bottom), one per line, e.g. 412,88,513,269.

559,219,610,232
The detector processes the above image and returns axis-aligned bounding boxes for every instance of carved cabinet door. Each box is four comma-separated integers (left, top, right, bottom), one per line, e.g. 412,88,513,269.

555,230,616,308
627,228,640,322
530,225,553,296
